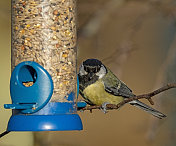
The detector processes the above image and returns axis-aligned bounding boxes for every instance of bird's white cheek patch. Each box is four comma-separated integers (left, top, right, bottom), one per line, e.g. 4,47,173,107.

98,74,105,79
79,65,87,76
96,66,106,79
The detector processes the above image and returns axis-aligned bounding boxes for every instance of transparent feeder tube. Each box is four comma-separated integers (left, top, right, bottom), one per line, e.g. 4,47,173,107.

11,0,77,102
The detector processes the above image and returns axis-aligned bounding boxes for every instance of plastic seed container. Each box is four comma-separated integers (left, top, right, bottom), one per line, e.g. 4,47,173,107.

12,0,77,102
5,0,82,131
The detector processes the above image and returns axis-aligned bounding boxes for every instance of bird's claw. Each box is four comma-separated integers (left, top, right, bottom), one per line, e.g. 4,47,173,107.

101,102,109,114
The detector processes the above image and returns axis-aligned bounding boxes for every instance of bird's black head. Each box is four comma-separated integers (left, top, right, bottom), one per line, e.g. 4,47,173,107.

83,59,102,73
83,59,102,66
78,59,107,86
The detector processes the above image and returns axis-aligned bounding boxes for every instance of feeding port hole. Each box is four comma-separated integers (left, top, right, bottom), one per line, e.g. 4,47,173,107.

18,65,37,87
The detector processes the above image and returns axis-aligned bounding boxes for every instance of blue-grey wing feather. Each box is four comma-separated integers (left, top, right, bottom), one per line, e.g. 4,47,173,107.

102,69,135,98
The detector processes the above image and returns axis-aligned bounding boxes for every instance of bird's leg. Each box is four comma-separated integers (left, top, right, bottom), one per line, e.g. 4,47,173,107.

101,102,110,114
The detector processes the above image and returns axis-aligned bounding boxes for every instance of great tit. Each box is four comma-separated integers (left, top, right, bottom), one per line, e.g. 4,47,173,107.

78,59,166,119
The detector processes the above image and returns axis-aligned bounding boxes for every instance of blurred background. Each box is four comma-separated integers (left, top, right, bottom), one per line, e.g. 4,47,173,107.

1,0,176,146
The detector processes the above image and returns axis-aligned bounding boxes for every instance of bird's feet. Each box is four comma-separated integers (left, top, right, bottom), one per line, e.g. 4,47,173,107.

101,102,110,114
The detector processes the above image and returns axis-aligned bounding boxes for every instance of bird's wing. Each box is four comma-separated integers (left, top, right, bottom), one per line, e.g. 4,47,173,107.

102,69,135,98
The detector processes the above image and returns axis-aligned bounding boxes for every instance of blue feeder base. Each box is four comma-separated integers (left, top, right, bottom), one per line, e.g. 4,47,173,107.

7,114,83,131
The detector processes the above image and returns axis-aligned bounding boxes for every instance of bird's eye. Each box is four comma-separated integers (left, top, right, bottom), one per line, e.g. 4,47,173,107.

94,66,101,73
83,65,100,74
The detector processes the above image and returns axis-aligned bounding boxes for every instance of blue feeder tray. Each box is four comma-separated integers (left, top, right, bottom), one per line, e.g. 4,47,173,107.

4,61,83,131
7,102,82,131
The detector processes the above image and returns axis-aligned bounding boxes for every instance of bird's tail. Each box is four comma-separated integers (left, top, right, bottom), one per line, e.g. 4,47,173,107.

129,100,166,119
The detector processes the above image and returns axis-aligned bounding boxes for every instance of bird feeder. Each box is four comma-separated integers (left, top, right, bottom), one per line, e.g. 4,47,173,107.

4,0,82,131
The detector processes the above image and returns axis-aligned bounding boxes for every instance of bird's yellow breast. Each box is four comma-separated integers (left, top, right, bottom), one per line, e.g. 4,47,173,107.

83,80,124,105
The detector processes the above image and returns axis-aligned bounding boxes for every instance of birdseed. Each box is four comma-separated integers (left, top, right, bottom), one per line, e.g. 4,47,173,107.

23,81,34,87
11,0,77,102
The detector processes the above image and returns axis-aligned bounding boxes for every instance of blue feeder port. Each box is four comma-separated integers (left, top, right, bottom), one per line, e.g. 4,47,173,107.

4,61,83,131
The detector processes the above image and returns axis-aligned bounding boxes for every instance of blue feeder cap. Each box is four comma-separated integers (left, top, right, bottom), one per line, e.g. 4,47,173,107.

4,61,83,131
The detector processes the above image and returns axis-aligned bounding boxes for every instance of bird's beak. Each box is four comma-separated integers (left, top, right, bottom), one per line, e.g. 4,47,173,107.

89,73,94,80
